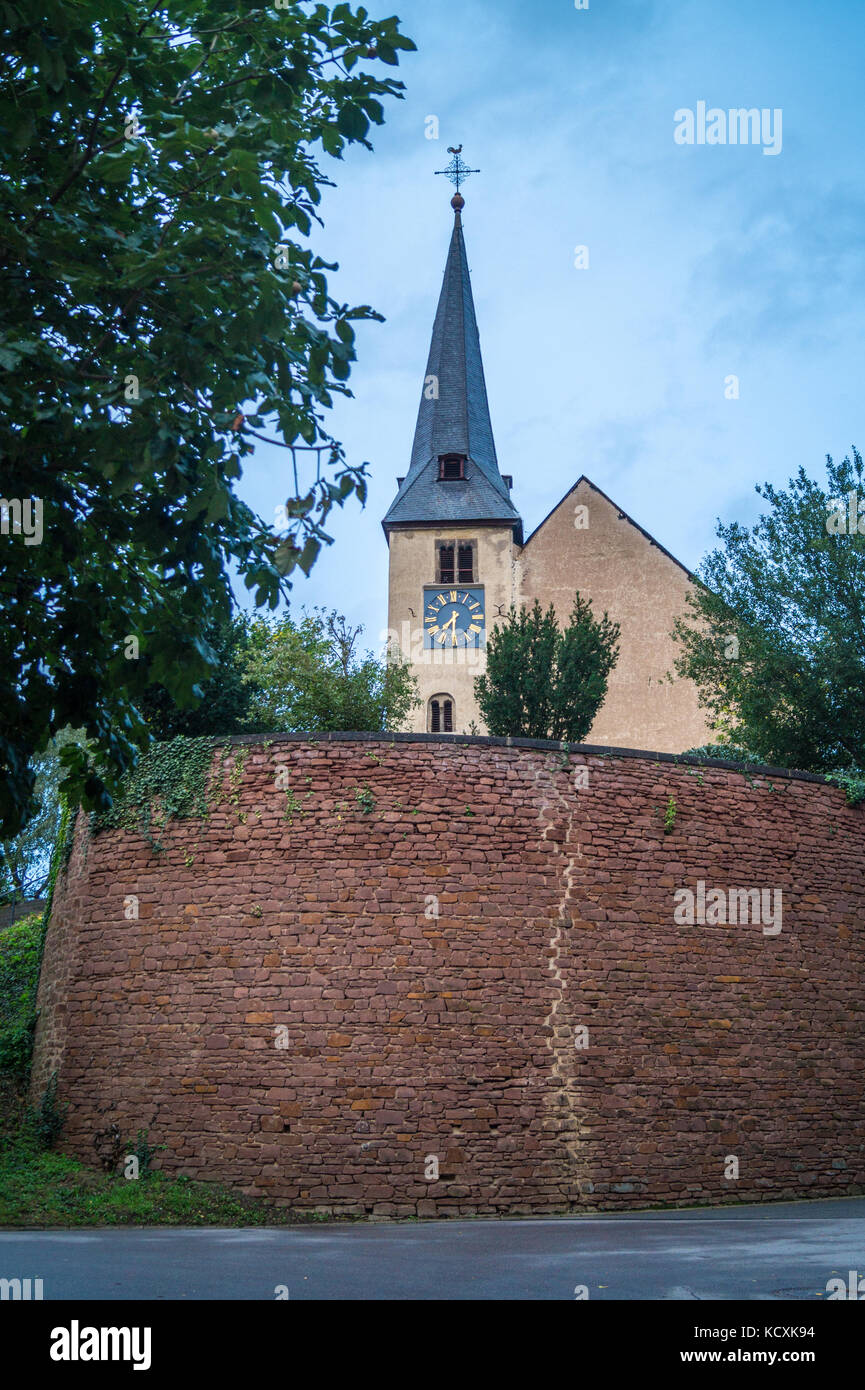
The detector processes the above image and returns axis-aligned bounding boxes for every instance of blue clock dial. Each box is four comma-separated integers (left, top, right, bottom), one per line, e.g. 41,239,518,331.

423,586,485,648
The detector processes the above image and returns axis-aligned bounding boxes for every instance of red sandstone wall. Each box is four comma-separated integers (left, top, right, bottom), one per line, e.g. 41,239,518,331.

30,735,865,1215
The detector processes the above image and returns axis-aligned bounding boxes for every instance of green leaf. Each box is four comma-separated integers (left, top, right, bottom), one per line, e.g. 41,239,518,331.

97,149,136,183
361,97,384,124
296,536,321,576
321,123,344,158
337,104,369,140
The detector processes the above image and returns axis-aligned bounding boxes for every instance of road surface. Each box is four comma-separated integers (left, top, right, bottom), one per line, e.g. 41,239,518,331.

2,1198,863,1300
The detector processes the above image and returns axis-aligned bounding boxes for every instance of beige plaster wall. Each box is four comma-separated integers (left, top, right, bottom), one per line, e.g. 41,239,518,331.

386,481,713,751
515,479,713,753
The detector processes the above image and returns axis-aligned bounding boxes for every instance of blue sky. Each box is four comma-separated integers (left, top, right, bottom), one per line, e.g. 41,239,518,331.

237,0,865,647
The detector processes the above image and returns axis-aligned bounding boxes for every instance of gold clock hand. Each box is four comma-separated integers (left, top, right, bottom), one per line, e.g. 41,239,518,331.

438,611,456,645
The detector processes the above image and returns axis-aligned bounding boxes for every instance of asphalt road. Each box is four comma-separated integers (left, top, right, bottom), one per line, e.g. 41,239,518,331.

2,1198,864,1300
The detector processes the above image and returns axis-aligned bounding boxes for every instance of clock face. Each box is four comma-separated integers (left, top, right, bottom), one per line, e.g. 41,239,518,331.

423,586,485,648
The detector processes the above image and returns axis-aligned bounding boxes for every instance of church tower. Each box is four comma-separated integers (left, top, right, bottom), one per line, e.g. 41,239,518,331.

383,154,713,752
382,164,522,735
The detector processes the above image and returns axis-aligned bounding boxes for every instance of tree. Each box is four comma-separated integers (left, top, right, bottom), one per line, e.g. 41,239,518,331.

672,450,865,771
474,595,620,741
0,2,415,840
241,610,419,733
137,611,259,740
0,731,82,904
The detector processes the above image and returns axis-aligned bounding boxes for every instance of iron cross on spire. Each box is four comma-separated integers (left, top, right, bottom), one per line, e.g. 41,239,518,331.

435,145,480,196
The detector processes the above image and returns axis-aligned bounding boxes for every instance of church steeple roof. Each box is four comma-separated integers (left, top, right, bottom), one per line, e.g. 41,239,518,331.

382,191,522,540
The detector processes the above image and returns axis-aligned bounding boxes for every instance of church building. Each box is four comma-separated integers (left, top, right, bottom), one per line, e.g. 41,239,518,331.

382,171,713,754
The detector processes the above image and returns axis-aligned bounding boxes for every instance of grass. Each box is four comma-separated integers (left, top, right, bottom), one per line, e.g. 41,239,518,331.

0,1087,337,1227
0,1139,302,1228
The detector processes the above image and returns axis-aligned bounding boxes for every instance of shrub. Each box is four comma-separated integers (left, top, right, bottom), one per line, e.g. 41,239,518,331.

682,743,765,765
0,911,44,1085
28,1071,68,1150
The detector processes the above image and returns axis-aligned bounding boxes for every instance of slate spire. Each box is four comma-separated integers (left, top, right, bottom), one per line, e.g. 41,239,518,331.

382,192,522,540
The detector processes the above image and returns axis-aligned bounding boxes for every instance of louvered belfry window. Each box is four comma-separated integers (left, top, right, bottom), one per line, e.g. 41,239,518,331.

438,540,475,583
438,544,455,584
438,454,465,480
429,696,454,733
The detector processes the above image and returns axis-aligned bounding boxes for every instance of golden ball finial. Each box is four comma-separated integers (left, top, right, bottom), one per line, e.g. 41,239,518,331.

451,192,465,211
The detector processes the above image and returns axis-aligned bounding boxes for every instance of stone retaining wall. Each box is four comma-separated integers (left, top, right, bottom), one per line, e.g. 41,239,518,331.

30,734,865,1215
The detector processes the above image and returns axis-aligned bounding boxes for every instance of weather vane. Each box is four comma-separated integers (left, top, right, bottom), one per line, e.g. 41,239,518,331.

435,145,480,197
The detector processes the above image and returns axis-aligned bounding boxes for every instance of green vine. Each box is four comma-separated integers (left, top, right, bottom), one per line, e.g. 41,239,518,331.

826,767,865,806
226,745,249,802
127,1127,165,1178
93,736,216,852
30,1070,68,1150
41,797,75,925
663,795,677,834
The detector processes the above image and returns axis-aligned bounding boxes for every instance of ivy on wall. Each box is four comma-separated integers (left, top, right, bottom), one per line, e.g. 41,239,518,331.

42,798,75,924
0,909,45,1083
826,768,865,806
92,736,225,852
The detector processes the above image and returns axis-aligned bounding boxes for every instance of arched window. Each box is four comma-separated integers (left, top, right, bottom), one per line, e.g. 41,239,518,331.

429,694,455,733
